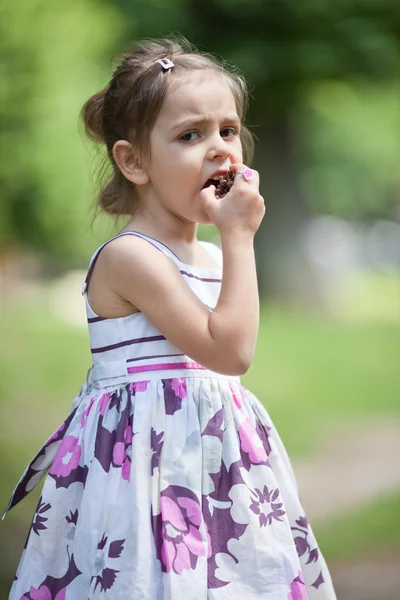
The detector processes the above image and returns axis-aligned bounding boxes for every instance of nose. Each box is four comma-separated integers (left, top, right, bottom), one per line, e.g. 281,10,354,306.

206,130,231,161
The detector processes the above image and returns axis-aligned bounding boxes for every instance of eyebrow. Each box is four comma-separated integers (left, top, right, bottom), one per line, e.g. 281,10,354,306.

171,115,240,132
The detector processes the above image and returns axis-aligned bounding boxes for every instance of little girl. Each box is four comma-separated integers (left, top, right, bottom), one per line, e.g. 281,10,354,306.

5,37,336,599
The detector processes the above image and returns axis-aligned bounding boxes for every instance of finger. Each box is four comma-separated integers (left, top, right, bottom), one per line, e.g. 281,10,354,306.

231,166,259,187
200,185,216,209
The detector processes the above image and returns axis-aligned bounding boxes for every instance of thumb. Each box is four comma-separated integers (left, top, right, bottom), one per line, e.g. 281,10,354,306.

200,185,216,212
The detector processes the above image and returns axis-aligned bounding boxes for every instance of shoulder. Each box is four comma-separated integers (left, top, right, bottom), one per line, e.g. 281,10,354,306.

99,233,180,288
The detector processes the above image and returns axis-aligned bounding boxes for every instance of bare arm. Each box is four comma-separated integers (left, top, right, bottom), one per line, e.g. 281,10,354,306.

209,232,259,371
105,163,264,376
103,235,254,376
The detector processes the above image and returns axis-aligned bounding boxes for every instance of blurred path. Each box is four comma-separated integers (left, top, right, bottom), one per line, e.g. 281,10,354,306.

294,418,400,521
329,554,400,600
294,419,400,600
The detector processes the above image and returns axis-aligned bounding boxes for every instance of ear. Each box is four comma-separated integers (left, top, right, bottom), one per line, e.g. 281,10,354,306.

112,140,149,186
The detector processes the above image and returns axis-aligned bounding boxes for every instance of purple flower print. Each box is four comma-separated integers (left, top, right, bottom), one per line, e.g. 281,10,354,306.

94,402,134,480
19,551,81,600
129,380,150,394
152,485,208,575
201,408,224,442
4,410,78,517
288,571,308,600
66,509,78,540
163,378,187,415
112,423,133,482
50,436,81,479
311,571,325,589
203,460,247,589
31,496,51,536
150,428,164,475
238,417,268,466
91,533,125,592
249,485,286,527
291,516,324,589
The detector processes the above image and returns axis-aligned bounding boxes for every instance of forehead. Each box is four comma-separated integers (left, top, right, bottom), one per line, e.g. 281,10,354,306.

157,71,239,128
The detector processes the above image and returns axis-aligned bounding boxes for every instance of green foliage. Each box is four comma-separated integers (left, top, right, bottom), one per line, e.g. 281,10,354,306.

0,0,123,263
245,304,400,455
1,0,399,265
300,81,400,218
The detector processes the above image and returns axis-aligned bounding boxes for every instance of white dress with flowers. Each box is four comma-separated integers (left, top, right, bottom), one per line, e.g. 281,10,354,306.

5,231,336,600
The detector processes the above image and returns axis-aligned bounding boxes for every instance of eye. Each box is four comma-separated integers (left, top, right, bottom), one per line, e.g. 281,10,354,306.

221,127,238,138
179,131,199,142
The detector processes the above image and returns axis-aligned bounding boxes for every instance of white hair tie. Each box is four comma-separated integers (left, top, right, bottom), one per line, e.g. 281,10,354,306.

155,58,174,71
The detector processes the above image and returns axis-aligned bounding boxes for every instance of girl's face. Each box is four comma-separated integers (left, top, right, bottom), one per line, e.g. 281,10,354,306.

144,70,243,225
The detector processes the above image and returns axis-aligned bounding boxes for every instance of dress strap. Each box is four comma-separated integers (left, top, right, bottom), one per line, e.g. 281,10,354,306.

81,231,182,295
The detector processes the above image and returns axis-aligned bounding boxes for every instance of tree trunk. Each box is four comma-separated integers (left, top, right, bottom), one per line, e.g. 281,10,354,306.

253,109,325,310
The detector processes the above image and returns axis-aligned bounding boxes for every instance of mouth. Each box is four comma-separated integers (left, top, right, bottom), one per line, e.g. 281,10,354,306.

201,170,231,190
202,171,235,198
202,178,221,189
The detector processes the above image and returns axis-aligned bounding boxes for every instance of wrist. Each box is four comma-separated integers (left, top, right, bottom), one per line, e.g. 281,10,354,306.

220,229,255,246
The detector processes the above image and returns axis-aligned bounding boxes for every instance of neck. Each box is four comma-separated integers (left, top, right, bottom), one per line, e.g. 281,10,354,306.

124,204,198,246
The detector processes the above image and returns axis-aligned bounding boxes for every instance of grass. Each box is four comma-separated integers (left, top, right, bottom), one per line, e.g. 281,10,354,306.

243,306,400,455
315,490,400,561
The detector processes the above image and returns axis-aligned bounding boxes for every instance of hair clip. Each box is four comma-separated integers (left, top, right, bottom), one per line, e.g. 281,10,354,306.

155,58,174,71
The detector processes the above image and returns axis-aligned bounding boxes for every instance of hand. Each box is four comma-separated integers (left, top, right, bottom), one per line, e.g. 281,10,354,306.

200,163,265,237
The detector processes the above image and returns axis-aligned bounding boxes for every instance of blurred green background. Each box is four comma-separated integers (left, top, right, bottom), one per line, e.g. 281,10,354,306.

1,1,399,598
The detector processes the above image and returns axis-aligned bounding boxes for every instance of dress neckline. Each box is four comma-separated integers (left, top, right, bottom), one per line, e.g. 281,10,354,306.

121,230,222,272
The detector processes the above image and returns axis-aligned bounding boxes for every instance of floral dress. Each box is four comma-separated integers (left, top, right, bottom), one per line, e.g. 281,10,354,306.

4,231,336,600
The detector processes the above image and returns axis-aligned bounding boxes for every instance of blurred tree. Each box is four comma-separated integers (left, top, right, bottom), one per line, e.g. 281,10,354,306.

301,81,400,220
111,0,400,303
1,0,399,297
0,0,122,268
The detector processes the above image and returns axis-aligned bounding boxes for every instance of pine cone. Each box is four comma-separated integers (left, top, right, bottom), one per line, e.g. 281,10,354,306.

215,171,235,198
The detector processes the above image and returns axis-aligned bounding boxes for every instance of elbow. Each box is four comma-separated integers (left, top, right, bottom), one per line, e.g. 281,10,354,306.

208,353,250,376
223,349,253,376
235,357,252,376
235,345,255,375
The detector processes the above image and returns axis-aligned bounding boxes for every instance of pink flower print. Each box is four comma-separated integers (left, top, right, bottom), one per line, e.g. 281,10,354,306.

50,436,81,478
28,586,66,600
238,417,268,464
80,397,95,428
154,486,207,575
171,378,187,398
288,571,308,600
112,424,133,482
229,381,242,408
99,393,111,416
129,380,150,393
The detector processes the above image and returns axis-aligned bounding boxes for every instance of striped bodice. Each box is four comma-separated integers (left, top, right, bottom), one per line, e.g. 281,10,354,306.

81,231,234,387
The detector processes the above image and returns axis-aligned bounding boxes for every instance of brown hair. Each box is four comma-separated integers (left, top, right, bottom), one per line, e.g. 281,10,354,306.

81,36,255,217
